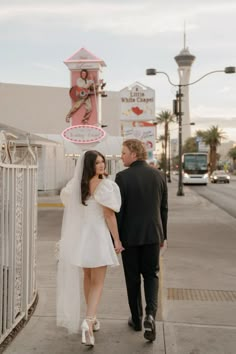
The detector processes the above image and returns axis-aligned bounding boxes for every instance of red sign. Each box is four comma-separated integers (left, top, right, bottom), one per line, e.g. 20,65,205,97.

62,125,106,144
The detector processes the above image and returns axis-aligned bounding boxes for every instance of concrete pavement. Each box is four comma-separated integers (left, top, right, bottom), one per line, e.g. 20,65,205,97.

3,179,236,354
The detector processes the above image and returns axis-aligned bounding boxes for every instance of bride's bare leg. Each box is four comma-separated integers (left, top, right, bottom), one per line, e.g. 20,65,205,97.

85,266,107,332
83,268,91,304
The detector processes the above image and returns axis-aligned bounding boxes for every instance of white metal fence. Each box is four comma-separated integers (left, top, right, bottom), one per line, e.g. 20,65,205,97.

0,131,38,345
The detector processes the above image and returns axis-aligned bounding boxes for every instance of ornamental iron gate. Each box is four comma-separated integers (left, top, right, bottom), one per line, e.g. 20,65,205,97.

0,130,38,345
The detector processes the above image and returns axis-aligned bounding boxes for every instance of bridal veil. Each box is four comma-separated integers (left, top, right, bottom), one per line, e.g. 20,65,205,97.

56,153,85,334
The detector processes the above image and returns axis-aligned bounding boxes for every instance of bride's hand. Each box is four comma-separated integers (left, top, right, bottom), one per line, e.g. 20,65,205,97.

114,240,125,254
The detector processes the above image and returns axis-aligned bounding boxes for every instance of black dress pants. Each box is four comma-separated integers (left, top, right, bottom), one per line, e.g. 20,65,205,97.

121,243,159,323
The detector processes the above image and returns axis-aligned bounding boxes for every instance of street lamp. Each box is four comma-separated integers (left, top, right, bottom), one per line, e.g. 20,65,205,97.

146,66,236,196
167,131,171,183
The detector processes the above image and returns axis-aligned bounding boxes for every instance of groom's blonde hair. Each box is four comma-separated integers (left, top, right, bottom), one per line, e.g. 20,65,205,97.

123,139,147,160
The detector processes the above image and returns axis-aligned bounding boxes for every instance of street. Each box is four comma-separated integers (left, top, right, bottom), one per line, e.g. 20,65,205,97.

3,178,236,354
188,177,236,218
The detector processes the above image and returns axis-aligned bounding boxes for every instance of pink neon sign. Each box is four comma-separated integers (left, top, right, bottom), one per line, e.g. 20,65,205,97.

62,125,106,144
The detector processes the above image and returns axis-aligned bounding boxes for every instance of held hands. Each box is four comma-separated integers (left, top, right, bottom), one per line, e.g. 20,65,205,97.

114,239,125,254
160,240,168,257
160,240,168,248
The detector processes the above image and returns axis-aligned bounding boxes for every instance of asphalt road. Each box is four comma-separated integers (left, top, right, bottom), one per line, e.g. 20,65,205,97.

188,177,236,219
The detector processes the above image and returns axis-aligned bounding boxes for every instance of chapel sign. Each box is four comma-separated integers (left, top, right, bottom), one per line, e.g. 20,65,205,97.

122,121,156,152
120,82,155,121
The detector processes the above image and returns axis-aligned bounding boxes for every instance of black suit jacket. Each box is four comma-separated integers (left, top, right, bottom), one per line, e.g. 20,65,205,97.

115,160,168,247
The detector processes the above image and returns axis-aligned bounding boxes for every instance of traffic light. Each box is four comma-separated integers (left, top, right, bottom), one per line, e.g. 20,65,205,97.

173,99,178,116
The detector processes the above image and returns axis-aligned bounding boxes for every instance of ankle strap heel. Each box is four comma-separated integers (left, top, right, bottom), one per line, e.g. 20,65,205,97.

81,319,95,347
93,316,100,332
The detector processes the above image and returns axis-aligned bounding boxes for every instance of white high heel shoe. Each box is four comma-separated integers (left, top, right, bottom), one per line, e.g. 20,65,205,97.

81,319,95,347
93,317,100,332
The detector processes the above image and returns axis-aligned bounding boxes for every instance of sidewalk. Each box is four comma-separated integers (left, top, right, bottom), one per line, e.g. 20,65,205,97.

3,180,236,354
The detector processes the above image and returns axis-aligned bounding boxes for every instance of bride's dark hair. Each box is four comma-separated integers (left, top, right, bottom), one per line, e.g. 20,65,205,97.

81,150,106,205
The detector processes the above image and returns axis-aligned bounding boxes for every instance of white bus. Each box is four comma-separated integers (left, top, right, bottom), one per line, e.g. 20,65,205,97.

182,153,209,185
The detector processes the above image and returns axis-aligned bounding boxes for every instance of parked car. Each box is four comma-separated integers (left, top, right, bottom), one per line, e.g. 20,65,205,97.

210,170,230,184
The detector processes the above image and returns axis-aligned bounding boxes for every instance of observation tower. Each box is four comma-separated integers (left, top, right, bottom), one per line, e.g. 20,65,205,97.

174,33,195,143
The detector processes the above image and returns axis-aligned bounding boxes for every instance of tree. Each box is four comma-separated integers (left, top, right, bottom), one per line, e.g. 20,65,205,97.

228,146,236,171
196,129,206,139
156,134,165,170
182,137,198,153
156,110,175,175
201,125,226,173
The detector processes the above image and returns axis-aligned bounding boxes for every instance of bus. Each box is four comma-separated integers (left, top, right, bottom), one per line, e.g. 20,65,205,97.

182,153,209,185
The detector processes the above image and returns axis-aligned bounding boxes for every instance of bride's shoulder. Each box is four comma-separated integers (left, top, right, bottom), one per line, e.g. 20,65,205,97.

93,178,121,212
95,178,119,193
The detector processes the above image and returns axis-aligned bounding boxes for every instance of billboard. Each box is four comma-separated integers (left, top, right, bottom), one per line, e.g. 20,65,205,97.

120,82,155,121
122,121,156,152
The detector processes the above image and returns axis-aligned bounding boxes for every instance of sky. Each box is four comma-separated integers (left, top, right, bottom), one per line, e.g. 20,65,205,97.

1,0,236,142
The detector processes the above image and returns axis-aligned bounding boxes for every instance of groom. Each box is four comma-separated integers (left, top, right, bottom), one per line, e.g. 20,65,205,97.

115,139,168,342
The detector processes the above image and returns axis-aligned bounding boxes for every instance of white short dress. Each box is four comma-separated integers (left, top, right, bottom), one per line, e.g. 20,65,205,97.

57,177,121,334
70,178,121,268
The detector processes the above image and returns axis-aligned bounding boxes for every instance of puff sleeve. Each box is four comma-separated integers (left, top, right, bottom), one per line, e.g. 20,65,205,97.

94,179,121,212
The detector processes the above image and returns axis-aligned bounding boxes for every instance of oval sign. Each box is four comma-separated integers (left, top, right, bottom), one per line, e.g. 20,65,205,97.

62,124,106,144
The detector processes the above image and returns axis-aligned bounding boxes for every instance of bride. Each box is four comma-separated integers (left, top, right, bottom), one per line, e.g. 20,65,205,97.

56,150,124,347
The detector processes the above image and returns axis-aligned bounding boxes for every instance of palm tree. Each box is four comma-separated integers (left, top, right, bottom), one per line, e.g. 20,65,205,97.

157,134,166,170
201,125,227,173
156,110,175,175
157,134,165,150
228,146,236,171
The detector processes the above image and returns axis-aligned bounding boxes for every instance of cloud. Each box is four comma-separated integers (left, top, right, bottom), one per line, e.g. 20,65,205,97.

1,1,236,37
192,104,236,119
192,116,236,128
32,63,58,72
219,86,231,93
1,0,236,140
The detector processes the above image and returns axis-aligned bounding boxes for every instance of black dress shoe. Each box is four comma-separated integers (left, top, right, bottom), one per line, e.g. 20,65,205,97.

143,314,156,341
128,317,142,331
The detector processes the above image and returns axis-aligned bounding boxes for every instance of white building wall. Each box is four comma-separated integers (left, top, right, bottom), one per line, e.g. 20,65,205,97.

0,83,121,137
99,91,121,136
0,83,70,134
37,145,75,191
0,83,122,192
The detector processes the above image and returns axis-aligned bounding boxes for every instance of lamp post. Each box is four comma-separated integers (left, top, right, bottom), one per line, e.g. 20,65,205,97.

176,85,183,194
167,130,171,183
167,122,195,184
146,66,236,196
